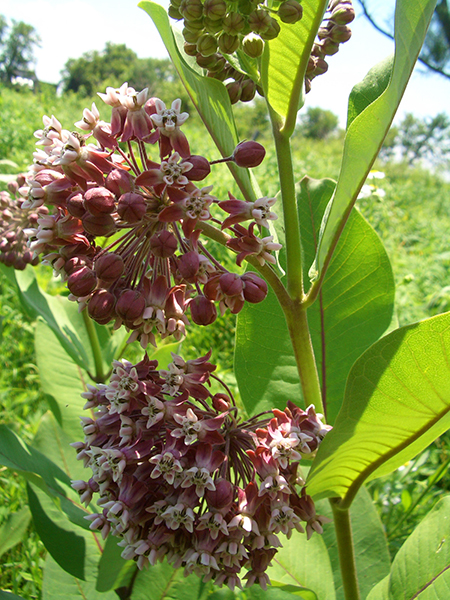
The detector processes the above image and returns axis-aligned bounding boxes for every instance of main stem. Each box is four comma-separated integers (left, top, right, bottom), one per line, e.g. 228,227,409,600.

330,499,361,600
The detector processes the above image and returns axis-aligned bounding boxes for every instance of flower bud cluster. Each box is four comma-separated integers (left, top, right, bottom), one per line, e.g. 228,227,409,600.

305,0,355,93
72,352,331,590
20,87,279,347
0,177,47,270
170,0,303,103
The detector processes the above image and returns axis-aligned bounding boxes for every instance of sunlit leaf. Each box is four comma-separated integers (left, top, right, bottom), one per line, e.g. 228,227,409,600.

130,559,211,599
311,0,436,281
0,506,31,559
307,312,450,505
367,495,450,599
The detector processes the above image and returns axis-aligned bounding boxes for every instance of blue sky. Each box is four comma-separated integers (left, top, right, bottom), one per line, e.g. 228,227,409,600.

2,0,450,126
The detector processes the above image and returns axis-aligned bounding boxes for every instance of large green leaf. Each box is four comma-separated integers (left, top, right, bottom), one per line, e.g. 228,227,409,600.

235,178,394,423
42,553,117,600
260,1,327,128
311,0,436,281
96,535,136,593
367,495,450,600
319,487,390,600
34,319,89,441
307,312,450,505
0,506,31,559
265,529,335,600
138,1,257,202
0,264,126,380
130,560,211,600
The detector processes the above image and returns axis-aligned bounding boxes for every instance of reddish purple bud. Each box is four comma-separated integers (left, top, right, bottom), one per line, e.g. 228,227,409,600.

232,141,266,168
117,192,147,224
149,229,178,258
241,272,267,303
105,168,133,196
206,478,234,511
84,187,116,216
212,392,231,411
67,266,97,297
67,192,87,218
219,272,244,297
190,294,217,325
178,251,200,282
88,289,116,324
184,155,211,181
82,213,116,237
95,252,124,283
116,289,146,323
64,256,90,276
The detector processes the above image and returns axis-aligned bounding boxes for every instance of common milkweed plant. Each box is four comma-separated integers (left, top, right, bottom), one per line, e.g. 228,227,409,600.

0,0,447,599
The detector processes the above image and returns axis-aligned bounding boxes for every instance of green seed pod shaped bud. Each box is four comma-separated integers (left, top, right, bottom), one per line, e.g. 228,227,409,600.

171,0,183,8
208,68,228,81
218,33,240,54
238,0,257,16
183,27,202,44
320,38,340,56
278,0,303,24
204,16,224,34
180,0,204,21
242,33,265,57
168,4,183,19
197,33,219,56
240,78,256,102
207,54,226,72
196,52,219,69
222,12,246,35
327,23,352,43
260,18,281,41
248,9,271,34
184,42,199,56
330,4,355,25
203,0,227,21
184,17,205,31
226,80,242,104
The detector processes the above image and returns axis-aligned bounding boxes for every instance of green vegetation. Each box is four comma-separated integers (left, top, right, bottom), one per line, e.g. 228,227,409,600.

1,84,450,597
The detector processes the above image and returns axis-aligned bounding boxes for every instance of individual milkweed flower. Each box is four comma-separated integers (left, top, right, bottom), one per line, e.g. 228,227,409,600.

119,86,154,142
75,102,117,148
219,194,278,229
150,98,190,157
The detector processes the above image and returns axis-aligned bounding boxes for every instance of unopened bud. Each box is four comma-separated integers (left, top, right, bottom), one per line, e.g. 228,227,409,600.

212,393,231,411
242,33,265,58
248,9,272,34
220,272,244,297
330,4,355,25
88,289,116,324
184,155,211,180
180,0,203,21
278,0,303,24
66,192,86,218
240,78,256,102
117,192,146,224
222,12,246,35
197,33,219,57
218,33,240,54
95,253,124,283
116,289,146,323
260,18,281,41
82,213,116,237
150,230,178,258
67,266,97,297
105,169,133,196
241,272,267,303
233,141,266,168
226,80,242,104
84,187,116,217
190,294,217,325
203,0,227,20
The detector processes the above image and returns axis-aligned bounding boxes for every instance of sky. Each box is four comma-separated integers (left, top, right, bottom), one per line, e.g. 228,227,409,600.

2,0,450,126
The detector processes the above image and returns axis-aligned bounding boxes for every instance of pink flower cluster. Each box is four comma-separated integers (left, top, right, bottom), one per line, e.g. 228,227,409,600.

72,352,331,590
19,85,281,346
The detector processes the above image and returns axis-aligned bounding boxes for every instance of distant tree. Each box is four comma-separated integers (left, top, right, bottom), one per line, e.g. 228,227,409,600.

358,0,450,80
60,42,190,107
380,112,450,166
0,15,40,85
297,106,339,139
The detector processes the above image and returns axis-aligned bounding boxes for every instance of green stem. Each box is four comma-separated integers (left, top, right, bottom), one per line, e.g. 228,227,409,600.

330,498,361,600
272,120,304,300
284,304,324,414
82,310,106,383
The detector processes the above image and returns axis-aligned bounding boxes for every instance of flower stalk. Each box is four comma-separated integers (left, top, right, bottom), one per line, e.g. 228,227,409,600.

330,499,361,600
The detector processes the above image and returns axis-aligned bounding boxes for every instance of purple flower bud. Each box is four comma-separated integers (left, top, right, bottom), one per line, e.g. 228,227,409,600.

105,169,133,196
190,294,217,325
84,187,116,216
241,272,267,303
184,155,211,181
64,256,90,276
178,251,200,282
67,266,97,296
149,230,178,258
220,272,244,297
117,192,147,224
82,213,116,237
232,141,266,168
88,289,116,324
95,252,124,283
116,289,146,323
67,192,87,218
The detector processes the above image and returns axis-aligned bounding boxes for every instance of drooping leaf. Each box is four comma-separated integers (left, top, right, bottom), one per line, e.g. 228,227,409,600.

367,495,450,600
96,535,136,593
0,592,27,600
307,312,450,505
235,178,394,423
130,559,211,600
260,1,327,129
42,553,117,600
311,0,436,281
34,319,89,440
27,481,103,581
0,506,31,559
319,487,390,600
265,529,335,600
138,0,258,202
